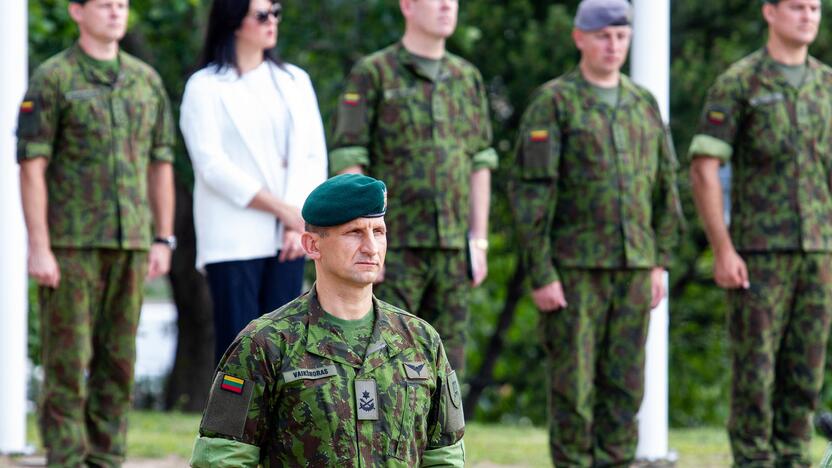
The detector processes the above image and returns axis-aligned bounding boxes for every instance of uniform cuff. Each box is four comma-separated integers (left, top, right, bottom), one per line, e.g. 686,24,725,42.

330,146,370,174
151,146,175,163
531,264,560,290
422,439,465,468
17,141,53,163
190,436,260,468
472,148,499,171
688,134,732,162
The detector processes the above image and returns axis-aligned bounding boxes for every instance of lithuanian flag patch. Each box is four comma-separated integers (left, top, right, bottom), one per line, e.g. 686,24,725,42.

529,129,549,142
707,110,726,125
220,374,245,394
343,93,361,106
20,101,34,114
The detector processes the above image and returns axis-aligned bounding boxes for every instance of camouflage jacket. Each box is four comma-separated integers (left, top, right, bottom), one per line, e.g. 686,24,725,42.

190,287,465,467
509,70,683,288
689,49,832,253
16,43,175,250
329,43,498,249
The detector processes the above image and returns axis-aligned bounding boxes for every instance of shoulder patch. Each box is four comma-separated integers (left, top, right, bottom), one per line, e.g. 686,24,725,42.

443,370,464,432
201,372,255,438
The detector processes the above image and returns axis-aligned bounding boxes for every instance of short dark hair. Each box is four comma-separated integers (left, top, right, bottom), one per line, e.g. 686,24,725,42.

197,0,284,73
69,0,88,3
304,223,329,237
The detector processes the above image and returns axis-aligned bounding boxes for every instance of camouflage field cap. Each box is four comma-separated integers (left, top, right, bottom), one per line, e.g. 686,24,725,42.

303,174,387,227
574,0,632,31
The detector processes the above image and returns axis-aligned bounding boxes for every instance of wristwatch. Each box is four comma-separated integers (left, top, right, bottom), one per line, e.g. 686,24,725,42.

153,235,177,251
469,237,489,251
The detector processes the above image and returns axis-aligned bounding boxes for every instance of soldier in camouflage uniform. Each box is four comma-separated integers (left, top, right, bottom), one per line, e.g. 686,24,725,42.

16,0,175,466
190,174,465,467
689,1,832,466
509,0,682,465
329,0,498,373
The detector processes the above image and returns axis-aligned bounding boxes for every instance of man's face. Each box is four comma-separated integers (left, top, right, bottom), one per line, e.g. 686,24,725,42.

311,217,387,287
69,0,129,43
765,0,821,48
573,25,632,77
401,0,458,40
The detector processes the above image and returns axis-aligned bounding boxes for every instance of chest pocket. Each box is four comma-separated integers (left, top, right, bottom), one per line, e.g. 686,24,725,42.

278,372,353,462
64,89,109,128
388,380,433,461
562,121,611,181
378,86,422,152
744,91,789,163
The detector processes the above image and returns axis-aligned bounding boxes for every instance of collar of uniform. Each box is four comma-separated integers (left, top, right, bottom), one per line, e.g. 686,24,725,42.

395,41,450,83
70,42,129,88
757,47,819,91
305,286,364,368
570,68,638,110
358,296,413,374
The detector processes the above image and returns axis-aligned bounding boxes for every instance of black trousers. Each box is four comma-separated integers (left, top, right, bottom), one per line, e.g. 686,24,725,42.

205,254,305,363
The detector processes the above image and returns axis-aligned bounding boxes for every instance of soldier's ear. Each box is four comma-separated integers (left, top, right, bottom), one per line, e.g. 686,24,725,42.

68,2,85,25
301,231,322,259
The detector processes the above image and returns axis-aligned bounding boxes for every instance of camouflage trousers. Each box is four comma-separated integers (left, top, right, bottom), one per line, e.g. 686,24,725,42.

39,248,147,468
727,252,832,468
374,247,469,373
540,268,651,467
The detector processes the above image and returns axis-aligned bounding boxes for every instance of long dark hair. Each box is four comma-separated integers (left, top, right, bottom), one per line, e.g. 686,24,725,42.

197,0,283,72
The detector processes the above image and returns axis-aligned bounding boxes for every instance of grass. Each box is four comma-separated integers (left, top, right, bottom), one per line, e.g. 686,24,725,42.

19,411,832,466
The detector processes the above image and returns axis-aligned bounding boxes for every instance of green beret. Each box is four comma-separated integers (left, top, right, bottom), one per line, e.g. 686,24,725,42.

302,174,387,227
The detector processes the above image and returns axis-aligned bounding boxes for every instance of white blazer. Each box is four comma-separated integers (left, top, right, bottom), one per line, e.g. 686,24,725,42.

180,62,327,268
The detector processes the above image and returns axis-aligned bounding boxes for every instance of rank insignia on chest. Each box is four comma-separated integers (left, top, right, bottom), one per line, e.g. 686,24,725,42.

343,93,361,106
20,101,34,114
529,130,549,142
403,361,430,380
707,110,726,125
220,374,245,395
355,379,379,420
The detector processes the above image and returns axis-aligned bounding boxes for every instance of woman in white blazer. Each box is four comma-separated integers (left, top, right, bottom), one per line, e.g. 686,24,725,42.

180,0,327,363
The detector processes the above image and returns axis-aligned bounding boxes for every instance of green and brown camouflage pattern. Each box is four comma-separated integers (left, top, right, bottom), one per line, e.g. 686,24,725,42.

329,42,497,250
374,247,469,373
509,70,683,288
16,43,175,251
39,248,147,468
690,49,832,253
727,253,832,467
540,268,651,467
191,287,465,467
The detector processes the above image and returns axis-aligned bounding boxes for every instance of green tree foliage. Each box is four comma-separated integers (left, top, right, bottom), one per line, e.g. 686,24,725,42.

25,0,832,426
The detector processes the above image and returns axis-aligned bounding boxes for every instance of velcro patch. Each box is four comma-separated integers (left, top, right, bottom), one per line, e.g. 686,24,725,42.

403,361,430,380
749,92,784,107
529,129,549,142
200,372,255,438
282,365,338,383
443,371,464,432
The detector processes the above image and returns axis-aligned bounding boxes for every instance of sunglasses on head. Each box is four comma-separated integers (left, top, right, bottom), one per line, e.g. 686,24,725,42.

252,2,282,24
